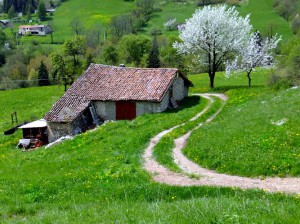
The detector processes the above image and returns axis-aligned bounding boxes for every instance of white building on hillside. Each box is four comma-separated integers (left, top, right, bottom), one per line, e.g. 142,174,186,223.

18,25,52,36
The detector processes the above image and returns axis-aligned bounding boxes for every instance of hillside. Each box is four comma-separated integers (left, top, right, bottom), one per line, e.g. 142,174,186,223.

0,72,299,222
51,0,135,42
49,0,293,42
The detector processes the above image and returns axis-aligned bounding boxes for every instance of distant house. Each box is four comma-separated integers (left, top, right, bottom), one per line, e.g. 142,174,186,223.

44,64,193,142
18,25,52,36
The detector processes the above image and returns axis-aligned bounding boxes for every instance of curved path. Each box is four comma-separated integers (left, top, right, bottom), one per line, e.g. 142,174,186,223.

143,93,300,194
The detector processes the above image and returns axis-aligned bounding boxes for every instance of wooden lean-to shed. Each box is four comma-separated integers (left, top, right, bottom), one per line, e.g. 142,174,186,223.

44,64,193,143
17,119,49,148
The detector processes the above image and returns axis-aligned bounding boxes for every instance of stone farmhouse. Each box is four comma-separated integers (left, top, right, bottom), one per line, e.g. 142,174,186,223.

44,64,193,142
18,25,52,36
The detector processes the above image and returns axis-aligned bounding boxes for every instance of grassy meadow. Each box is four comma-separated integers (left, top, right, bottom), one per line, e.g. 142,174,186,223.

51,0,135,42
0,71,300,222
5,0,293,45
0,86,64,151
237,0,293,40
142,0,292,40
186,74,300,177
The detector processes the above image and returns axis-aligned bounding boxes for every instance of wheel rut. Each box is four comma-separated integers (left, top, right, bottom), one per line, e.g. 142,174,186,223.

142,93,300,194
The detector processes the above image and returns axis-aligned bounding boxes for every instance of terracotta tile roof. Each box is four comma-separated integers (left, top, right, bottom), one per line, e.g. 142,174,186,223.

45,64,192,122
45,94,90,123
19,25,46,29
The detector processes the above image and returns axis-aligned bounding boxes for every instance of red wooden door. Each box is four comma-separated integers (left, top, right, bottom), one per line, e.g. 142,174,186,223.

116,101,136,120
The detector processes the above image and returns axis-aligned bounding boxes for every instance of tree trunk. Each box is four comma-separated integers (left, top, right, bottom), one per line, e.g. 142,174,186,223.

209,73,215,88
247,71,251,87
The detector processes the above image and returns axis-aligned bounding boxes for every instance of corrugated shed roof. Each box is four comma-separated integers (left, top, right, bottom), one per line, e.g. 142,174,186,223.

44,64,192,123
19,119,47,129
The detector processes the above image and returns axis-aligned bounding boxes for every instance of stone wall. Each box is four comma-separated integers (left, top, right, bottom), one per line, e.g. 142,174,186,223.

47,122,72,143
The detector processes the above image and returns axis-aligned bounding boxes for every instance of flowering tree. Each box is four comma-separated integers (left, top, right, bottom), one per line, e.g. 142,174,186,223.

225,32,281,87
173,5,252,88
164,18,177,31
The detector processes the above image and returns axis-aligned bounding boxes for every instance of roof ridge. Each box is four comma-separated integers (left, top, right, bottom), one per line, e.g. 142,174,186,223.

90,63,178,70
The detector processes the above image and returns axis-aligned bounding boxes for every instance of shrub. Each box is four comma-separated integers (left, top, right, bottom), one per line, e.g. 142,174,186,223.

291,14,300,34
226,0,240,6
267,69,294,90
196,0,225,7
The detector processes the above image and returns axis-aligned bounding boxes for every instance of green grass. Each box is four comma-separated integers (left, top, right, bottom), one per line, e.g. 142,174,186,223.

144,0,197,36
145,0,292,40
189,68,270,93
3,0,293,46
237,0,293,40
153,96,223,172
0,86,65,150
1,72,300,222
51,0,135,42
184,86,300,177
0,84,300,222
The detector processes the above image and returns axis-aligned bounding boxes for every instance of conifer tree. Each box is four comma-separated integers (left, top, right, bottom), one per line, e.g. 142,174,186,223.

37,0,47,21
8,5,16,19
38,60,50,86
147,36,160,68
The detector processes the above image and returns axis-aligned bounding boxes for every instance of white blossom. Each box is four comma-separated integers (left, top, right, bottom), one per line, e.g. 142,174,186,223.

225,32,281,86
164,18,177,30
173,5,252,88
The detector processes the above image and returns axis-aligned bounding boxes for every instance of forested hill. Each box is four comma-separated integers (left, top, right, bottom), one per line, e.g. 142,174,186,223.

2,0,63,15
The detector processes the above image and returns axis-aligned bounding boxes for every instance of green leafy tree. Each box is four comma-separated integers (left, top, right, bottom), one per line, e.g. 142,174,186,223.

269,34,300,88
110,14,136,40
292,14,300,34
103,45,119,65
119,34,150,66
147,36,160,68
52,52,69,89
134,0,155,21
63,36,86,75
85,53,94,69
281,35,300,83
37,0,47,21
38,60,50,86
70,18,84,36
52,36,86,90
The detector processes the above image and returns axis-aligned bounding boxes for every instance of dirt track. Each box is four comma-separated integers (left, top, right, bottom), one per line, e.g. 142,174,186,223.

143,93,300,194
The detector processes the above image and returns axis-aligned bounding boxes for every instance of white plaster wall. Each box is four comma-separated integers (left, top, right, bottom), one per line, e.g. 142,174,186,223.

94,101,116,120
136,102,154,116
184,86,189,97
158,91,169,112
172,77,185,101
